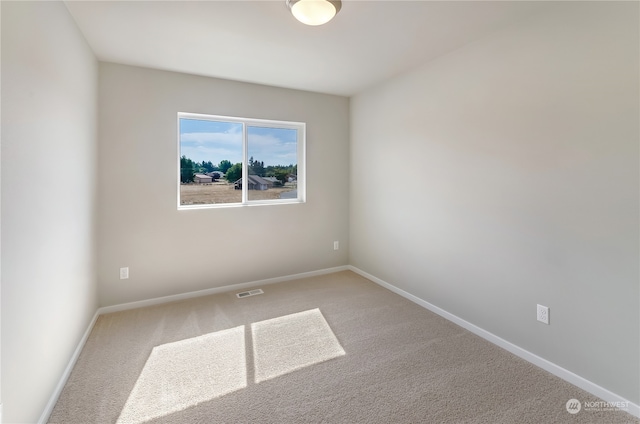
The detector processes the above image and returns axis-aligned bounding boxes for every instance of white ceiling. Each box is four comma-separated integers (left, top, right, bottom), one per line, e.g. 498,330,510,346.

65,1,552,97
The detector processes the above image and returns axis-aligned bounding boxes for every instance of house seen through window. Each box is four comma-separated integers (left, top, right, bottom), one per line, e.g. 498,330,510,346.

178,113,305,208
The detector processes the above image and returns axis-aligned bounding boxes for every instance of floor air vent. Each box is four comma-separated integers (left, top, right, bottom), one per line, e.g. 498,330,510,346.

236,289,264,299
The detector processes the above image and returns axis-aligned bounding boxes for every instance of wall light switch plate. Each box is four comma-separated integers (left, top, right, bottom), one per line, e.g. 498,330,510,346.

120,267,129,280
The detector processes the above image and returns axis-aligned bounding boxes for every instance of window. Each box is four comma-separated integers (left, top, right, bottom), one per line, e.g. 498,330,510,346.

178,113,305,208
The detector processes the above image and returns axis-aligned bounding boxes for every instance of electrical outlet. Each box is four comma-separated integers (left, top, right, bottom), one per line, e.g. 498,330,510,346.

537,304,549,324
120,267,129,280
333,241,339,250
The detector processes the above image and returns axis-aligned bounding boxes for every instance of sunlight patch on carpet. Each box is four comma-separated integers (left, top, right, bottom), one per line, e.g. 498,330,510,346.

117,326,246,423
251,308,345,383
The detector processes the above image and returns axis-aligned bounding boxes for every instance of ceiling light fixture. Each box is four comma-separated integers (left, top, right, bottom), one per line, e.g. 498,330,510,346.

286,0,342,26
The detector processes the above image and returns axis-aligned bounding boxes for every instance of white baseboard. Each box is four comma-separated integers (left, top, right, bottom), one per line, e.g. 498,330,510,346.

38,310,100,424
348,265,640,419
98,265,350,315
39,265,350,423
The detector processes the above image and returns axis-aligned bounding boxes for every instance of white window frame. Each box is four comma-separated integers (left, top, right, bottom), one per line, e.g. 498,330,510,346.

177,112,306,209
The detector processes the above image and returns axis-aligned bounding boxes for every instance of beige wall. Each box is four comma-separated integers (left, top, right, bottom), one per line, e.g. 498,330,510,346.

1,2,99,422
98,63,350,306
350,2,639,404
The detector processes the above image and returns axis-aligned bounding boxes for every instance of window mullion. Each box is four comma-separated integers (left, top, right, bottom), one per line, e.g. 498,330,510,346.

242,122,248,204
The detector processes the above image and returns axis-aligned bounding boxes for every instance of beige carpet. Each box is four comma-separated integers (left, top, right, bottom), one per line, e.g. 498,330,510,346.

49,271,638,423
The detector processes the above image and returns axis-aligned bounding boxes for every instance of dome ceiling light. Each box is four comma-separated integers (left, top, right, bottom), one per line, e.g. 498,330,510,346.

286,0,342,26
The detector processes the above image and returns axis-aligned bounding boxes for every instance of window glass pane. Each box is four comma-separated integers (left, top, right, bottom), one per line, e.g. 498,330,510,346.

246,126,298,202
179,118,243,205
